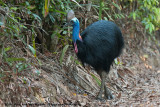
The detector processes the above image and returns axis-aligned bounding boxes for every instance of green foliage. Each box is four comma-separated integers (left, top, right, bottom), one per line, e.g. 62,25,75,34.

99,0,104,20
90,73,101,86
114,58,123,65
16,63,28,72
131,0,160,33
31,29,37,57
28,45,36,57
6,58,26,62
92,0,124,21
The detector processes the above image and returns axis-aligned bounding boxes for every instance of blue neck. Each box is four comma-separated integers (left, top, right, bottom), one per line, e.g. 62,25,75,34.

72,18,81,43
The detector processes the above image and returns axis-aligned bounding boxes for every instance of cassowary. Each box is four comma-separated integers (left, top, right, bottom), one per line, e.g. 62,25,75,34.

66,10,124,100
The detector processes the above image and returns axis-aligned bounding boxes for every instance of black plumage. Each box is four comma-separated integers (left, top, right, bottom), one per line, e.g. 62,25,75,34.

77,20,123,70
67,10,124,100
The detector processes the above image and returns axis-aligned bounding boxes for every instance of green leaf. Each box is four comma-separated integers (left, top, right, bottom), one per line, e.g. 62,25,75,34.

16,63,28,72
62,31,67,35
112,2,121,10
6,58,26,62
28,45,36,56
114,58,118,65
32,13,41,20
49,14,55,23
75,59,81,65
90,73,101,86
20,24,27,29
34,70,40,75
104,17,108,21
23,78,27,84
4,47,12,52
54,10,66,14
25,1,30,6
10,7,18,11
132,12,136,20
59,45,69,64
44,0,50,17
145,24,150,30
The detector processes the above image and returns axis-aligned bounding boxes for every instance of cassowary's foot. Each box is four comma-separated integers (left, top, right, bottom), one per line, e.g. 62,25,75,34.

96,90,103,100
96,71,106,100
104,86,114,100
97,70,114,100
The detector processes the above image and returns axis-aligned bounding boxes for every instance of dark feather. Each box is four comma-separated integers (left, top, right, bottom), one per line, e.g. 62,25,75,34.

76,20,124,71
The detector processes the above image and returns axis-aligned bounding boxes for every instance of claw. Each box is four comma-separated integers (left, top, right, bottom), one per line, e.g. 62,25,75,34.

105,94,114,100
104,86,114,100
96,96,103,101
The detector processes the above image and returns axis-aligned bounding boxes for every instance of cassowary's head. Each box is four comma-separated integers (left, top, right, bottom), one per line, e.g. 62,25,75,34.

66,10,81,53
66,10,79,26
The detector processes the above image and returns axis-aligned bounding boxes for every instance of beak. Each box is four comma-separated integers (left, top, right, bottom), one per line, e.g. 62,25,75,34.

64,22,69,27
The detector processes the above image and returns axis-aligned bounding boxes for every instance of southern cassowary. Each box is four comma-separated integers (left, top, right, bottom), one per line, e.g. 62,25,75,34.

66,10,124,100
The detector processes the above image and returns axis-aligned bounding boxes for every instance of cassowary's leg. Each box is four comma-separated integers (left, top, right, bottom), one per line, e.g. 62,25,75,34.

104,84,114,99
97,71,114,100
97,71,106,100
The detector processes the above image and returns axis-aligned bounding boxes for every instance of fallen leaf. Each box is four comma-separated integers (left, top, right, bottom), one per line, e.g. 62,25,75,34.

55,96,63,104
144,63,152,69
83,93,87,96
35,93,45,103
117,92,121,99
73,93,76,96
124,68,134,76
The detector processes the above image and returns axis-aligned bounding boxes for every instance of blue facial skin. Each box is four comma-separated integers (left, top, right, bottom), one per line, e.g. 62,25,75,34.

71,17,81,43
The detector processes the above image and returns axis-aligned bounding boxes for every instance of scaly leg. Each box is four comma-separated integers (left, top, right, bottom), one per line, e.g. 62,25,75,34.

97,71,106,100
97,71,114,100
104,85,114,99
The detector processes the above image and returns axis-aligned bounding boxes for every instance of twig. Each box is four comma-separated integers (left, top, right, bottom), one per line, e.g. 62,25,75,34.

71,0,85,10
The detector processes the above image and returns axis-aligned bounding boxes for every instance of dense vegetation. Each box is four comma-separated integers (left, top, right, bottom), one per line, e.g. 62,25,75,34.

0,0,159,55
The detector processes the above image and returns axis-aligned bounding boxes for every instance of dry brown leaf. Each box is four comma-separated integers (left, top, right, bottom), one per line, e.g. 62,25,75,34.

55,96,63,104
58,83,71,96
144,63,152,69
130,33,134,38
35,93,45,103
118,69,125,77
124,68,134,76
117,92,121,99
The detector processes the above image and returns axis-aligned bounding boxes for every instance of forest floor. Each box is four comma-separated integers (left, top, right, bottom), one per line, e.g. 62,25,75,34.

0,25,160,107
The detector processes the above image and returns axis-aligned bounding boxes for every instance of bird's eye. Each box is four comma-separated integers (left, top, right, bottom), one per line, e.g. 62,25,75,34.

71,20,74,23
70,20,74,25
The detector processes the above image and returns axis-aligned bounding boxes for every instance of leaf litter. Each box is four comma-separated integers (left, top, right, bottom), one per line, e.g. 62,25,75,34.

0,26,160,107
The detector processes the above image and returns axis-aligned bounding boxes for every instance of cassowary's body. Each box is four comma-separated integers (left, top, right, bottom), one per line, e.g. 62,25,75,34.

67,10,124,100
77,20,123,72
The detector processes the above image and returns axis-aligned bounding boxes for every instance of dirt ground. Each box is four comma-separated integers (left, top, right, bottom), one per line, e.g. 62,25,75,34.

0,27,160,107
